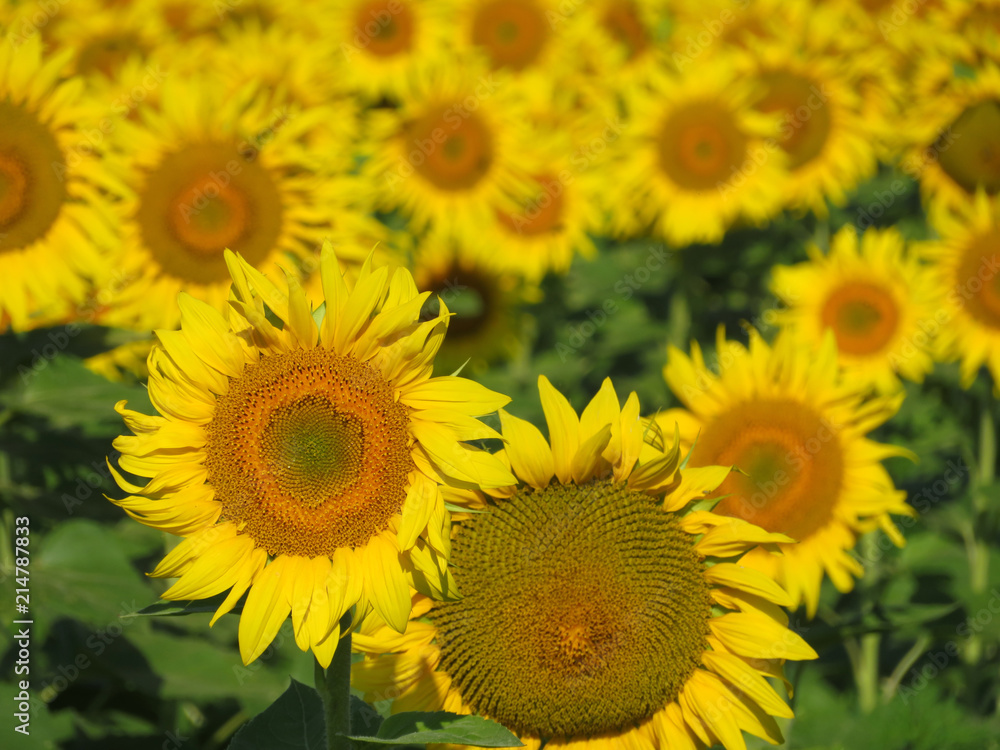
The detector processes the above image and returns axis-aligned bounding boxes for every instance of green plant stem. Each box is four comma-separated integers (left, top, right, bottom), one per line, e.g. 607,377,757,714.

882,634,932,704
854,533,881,714
315,612,354,750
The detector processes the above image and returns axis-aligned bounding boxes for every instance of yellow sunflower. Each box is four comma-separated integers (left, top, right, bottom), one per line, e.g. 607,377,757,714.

361,60,533,242
108,244,516,666
770,226,942,394
320,0,450,102
102,74,381,330
45,0,165,85
353,376,817,750
918,190,1000,389
84,339,155,384
612,57,788,245
737,39,878,217
901,61,1000,213
478,131,601,281
570,0,672,89
661,329,913,617
0,37,118,332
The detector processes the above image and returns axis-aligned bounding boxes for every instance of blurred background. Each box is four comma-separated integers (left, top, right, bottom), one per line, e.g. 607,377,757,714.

1,0,999,747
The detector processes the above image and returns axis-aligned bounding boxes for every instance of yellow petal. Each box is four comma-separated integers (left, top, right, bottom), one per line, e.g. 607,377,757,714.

665,465,733,513
538,375,580,484
704,563,793,607
571,424,612,484
239,556,294,665
702,651,793,720
362,533,410,633
397,472,440,550
499,409,554,489
400,377,510,416
710,612,818,661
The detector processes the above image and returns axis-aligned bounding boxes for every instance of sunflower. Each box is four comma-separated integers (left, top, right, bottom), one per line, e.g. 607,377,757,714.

918,190,1000,389
570,0,672,89
612,57,788,245
320,0,450,102
412,238,528,375
478,130,601,281
353,376,817,750
737,39,878,217
45,0,165,85
108,244,516,666
770,226,942,394
660,329,913,617
0,37,118,332
102,74,381,330
901,61,1000,213
360,60,533,242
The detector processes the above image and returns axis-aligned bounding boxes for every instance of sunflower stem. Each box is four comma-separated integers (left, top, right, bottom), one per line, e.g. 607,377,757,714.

854,532,881,714
316,612,354,750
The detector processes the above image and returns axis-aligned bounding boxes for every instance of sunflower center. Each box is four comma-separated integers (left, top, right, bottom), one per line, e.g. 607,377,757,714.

421,265,495,339
692,399,845,542
496,173,564,236
137,142,283,284
937,100,1000,196
355,0,415,57
658,101,748,191
408,107,494,191
820,281,900,356
756,71,832,171
956,230,1000,328
472,0,548,71
207,348,413,557
0,101,66,254
431,479,712,739
602,2,649,61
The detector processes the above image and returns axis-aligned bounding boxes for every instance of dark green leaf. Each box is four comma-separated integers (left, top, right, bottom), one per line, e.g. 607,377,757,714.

345,712,522,747
133,591,244,618
229,678,326,750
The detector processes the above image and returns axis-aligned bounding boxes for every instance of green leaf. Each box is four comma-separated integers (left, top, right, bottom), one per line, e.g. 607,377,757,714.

1,354,152,435
350,695,384,736
229,678,326,750
345,712,522,747
30,519,155,642
133,591,244,618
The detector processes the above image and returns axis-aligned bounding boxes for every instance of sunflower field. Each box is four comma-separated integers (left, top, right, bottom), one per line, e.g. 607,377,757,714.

2,0,1000,749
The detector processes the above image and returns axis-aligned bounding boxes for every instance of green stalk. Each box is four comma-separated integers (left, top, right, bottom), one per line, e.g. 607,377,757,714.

964,406,995,665
854,532,881,713
315,612,355,750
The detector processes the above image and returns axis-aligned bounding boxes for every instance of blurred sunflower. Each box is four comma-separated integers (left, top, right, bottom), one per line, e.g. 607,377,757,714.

412,240,528,374
660,329,913,617
0,37,117,331
47,0,164,85
902,61,1000,212
771,226,941,393
614,58,787,245
573,0,669,88
361,62,533,240
320,0,449,102
109,245,516,665
480,134,601,281
103,75,379,329
739,40,877,216
84,339,155,383
354,376,816,750
919,190,1000,389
